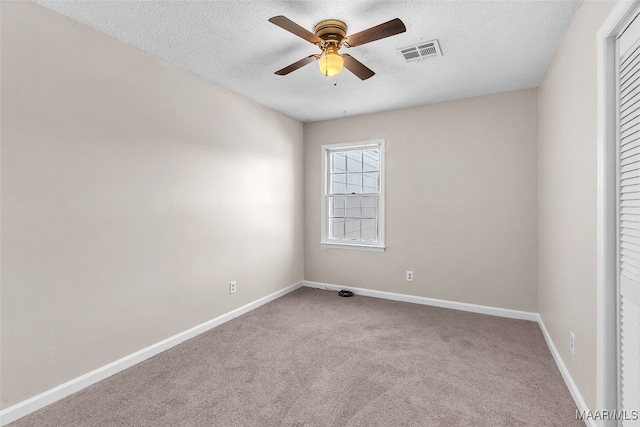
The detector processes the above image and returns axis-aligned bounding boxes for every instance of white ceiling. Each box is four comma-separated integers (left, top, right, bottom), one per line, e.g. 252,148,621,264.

35,0,582,123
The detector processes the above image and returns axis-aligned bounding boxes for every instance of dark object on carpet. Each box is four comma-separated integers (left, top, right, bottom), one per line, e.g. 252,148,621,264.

338,289,354,297
8,287,582,426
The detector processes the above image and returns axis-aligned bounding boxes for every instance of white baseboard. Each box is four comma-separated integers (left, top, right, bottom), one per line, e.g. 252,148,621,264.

303,280,539,321
537,315,593,427
0,281,304,426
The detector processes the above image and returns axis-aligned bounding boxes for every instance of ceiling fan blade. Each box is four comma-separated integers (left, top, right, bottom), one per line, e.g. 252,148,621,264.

344,18,406,47
275,55,318,75
342,54,375,80
269,16,322,44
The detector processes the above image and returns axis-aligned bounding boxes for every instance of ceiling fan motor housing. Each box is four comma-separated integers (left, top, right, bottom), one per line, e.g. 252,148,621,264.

314,20,347,45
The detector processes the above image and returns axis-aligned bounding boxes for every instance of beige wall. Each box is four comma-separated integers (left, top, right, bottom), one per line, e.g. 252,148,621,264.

304,89,539,312
0,1,304,408
538,0,616,411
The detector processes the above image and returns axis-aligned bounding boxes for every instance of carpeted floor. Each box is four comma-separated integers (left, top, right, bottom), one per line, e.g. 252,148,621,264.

9,287,583,426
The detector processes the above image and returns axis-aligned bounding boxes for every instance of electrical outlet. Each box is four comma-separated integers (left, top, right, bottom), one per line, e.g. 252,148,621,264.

569,332,575,354
406,271,414,282
229,281,237,295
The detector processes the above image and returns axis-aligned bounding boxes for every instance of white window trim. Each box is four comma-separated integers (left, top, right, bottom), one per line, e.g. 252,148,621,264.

320,139,386,252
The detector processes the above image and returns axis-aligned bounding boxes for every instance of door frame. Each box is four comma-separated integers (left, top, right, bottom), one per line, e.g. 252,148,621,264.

597,1,639,424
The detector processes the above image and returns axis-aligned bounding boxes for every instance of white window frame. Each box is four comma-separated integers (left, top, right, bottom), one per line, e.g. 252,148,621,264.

320,139,385,252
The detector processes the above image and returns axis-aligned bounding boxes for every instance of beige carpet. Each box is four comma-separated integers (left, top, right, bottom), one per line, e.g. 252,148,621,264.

9,287,583,426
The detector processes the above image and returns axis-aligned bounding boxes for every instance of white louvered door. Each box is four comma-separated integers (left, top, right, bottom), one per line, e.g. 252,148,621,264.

618,10,640,425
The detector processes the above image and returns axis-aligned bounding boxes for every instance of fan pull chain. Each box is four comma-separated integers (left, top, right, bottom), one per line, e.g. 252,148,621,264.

333,75,337,86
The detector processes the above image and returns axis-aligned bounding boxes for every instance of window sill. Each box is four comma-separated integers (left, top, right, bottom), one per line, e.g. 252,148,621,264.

320,242,386,252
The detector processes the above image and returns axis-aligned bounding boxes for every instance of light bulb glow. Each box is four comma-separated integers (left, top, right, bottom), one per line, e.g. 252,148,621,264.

319,48,343,77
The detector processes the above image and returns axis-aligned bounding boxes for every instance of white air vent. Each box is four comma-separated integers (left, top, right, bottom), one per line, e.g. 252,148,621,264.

399,40,442,63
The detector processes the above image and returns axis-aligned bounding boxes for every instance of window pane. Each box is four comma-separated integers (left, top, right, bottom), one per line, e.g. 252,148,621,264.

363,172,378,193
347,151,363,172
331,174,346,194
330,197,345,218
332,152,347,173
363,150,379,172
345,219,361,240
323,141,383,249
362,219,377,242
362,196,377,218
330,218,345,239
346,173,362,194
346,197,361,218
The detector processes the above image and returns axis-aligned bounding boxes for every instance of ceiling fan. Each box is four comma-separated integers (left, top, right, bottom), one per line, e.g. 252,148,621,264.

268,15,406,82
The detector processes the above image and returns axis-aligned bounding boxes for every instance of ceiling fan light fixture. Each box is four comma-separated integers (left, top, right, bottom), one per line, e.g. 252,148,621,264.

269,15,406,80
319,46,343,76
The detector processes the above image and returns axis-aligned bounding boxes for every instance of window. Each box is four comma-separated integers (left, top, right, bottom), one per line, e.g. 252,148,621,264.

320,139,385,251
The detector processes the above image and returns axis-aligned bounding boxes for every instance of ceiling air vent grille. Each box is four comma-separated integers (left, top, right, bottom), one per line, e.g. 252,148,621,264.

399,40,442,63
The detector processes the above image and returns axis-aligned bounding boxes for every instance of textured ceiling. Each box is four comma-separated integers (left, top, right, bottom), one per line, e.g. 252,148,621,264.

35,0,582,123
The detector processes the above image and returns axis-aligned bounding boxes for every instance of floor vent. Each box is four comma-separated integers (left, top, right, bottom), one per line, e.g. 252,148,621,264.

399,39,442,63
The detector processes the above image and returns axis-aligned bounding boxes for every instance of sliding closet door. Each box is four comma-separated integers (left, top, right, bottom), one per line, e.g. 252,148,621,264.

617,9,640,424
